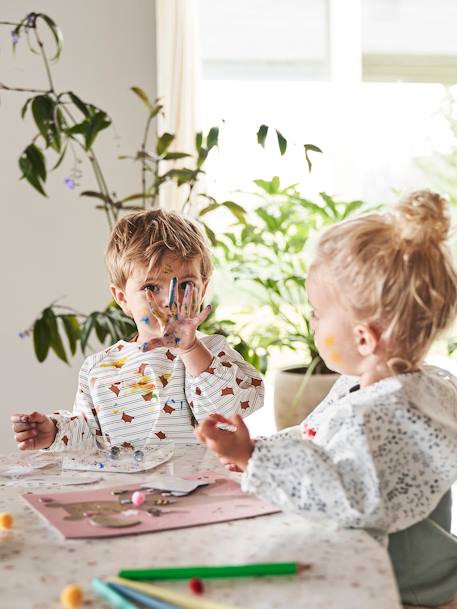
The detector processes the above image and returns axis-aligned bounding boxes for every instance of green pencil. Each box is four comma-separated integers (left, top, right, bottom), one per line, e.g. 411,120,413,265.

119,562,310,581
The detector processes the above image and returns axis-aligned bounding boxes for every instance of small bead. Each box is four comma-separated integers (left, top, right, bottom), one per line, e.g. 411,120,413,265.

109,446,121,460
132,491,145,507
188,577,204,595
60,584,84,608
0,513,13,529
133,450,144,462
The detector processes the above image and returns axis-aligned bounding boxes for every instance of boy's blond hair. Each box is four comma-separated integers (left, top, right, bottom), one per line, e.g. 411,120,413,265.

106,209,213,288
313,190,457,373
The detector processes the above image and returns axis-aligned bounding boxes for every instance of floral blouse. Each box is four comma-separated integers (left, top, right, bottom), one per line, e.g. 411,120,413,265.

242,366,457,542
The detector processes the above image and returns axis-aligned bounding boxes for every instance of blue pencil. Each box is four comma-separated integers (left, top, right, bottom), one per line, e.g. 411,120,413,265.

92,578,139,609
108,582,179,609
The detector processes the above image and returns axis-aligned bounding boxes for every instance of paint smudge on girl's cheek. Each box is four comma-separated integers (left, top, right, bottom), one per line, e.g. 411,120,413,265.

329,350,343,363
140,315,150,325
324,335,335,347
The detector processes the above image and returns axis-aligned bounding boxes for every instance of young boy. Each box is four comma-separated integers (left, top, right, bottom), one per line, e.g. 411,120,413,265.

11,209,264,451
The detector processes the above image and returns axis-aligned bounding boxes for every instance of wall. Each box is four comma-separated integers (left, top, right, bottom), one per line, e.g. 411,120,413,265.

0,1,156,450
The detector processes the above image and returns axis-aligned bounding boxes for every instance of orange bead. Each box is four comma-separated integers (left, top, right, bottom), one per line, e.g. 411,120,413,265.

60,584,84,608
0,513,13,529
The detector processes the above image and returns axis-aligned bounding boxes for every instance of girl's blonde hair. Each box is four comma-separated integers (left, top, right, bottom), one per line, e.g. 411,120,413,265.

314,190,457,373
106,209,213,288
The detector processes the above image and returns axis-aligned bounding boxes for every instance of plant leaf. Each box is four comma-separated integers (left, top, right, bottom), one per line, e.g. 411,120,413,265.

304,143,323,172
19,144,47,196
44,308,68,363
276,129,287,156
39,14,63,61
61,314,80,356
33,317,50,362
206,127,219,150
156,132,175,156
68,91,91,117
257,124,268,148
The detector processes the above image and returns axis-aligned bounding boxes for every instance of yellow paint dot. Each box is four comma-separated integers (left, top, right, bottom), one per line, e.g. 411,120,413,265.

323,335,335,347
0,513,13,529
329,350,343,363
60,584,84,609
111,409,119,414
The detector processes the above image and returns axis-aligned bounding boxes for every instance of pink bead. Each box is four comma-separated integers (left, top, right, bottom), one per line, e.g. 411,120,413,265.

132,491,145,507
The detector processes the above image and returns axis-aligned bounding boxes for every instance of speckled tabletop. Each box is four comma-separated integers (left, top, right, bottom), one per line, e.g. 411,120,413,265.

0,445,402,609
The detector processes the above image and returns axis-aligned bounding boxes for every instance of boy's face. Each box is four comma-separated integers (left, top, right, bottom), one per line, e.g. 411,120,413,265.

111,253,208,342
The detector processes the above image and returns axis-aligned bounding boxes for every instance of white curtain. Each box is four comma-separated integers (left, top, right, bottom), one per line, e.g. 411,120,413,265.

156,0,201,213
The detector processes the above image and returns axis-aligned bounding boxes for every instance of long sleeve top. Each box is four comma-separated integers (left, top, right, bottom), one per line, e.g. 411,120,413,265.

48,333,264,451
241,366,457,542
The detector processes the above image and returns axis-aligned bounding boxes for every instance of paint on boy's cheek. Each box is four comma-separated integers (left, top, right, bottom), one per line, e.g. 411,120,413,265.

140,315,150,326
323,335,335,348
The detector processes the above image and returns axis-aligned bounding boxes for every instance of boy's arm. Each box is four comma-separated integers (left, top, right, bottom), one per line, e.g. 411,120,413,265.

184,334,264,422
46,358,101,452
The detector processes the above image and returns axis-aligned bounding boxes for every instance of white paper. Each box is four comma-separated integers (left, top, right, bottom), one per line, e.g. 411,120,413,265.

62,443,174,474
140,475,209,493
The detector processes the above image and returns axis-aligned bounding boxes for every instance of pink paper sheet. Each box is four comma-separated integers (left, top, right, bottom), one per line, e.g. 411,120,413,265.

22,471,279,539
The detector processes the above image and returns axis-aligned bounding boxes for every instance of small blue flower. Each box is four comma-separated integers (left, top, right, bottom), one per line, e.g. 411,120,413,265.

11,31,19,45
64,177,75,190
17,331,26,339
26,14,35,26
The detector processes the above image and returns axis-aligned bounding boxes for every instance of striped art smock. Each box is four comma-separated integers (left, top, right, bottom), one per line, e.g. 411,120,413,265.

48,333,264,450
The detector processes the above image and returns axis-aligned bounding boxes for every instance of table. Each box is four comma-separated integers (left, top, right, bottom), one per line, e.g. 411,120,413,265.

0,445,402,609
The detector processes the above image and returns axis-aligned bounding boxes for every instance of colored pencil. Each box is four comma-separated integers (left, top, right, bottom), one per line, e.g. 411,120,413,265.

108,582,179,609
92,578,139,609
108,576,243,609
119,561,307,581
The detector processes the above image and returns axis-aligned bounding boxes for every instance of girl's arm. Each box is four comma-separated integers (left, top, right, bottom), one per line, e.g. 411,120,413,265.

241,405,457,535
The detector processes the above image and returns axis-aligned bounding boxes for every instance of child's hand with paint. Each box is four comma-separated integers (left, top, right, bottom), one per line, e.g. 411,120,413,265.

141,276,211,353
196,413,255,472
10,411,57,450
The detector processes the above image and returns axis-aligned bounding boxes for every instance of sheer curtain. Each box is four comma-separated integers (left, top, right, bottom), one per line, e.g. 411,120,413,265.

155,0,201,213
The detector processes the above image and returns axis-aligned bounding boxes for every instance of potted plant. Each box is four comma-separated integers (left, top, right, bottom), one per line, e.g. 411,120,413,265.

211,177,371,429
1,11,269,367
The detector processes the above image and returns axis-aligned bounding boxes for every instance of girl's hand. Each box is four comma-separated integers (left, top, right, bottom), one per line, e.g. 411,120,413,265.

196,413,255,472
141,278,211,352
10,411,57,450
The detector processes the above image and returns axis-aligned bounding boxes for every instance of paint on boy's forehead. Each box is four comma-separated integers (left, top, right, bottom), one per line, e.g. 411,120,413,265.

162,265,173,274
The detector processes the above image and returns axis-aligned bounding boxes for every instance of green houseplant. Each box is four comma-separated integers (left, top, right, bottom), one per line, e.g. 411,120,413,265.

2,11,322,373
209,176,370,428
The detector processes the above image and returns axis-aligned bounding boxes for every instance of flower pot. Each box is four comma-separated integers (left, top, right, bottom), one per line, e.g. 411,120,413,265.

273,366,339,431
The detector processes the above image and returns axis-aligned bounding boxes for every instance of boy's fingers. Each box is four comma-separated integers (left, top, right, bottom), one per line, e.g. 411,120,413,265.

195,304,212,326
181,283,193,319
18,438,36,450
146,290,166,324
168,277,178,316
12,421,35,432
28,411,50,424
15,429,37,443
11,414,31,424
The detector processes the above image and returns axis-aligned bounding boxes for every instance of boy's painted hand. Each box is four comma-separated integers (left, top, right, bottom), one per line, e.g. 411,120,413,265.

141,278,211,352
10,411,57,450
196,413,255,472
